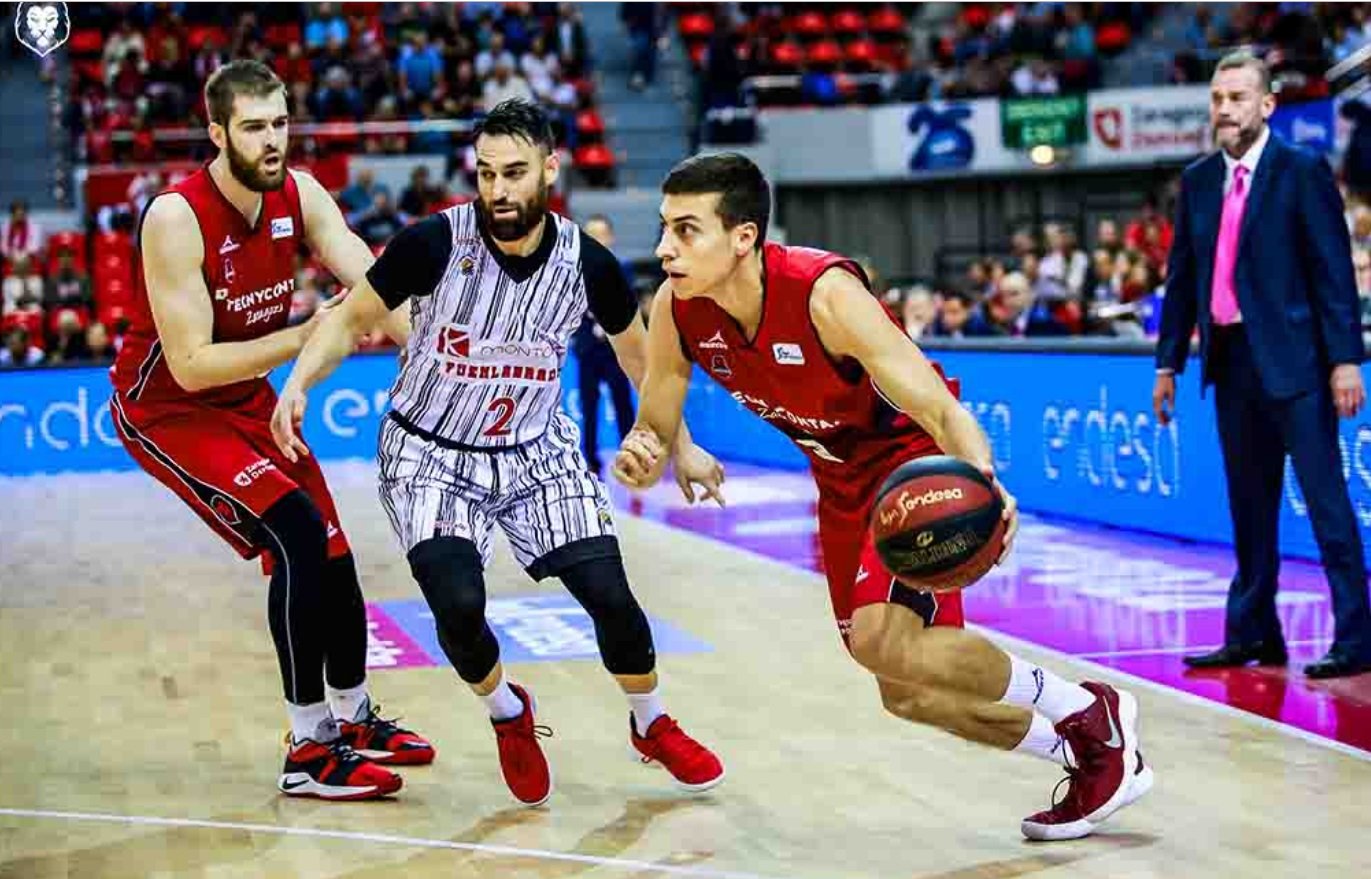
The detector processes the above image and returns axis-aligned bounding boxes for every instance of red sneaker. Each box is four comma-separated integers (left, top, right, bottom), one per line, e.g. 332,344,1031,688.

491,684,553,806
630,715,725,792
1020,682,1148,841
339,703,436,766
279,737,402,801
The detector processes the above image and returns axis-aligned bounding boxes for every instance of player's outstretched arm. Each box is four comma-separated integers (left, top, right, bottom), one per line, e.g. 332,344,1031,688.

294,169,411,345
612,282,695,491
271,278,392,461
142,194,317,393
605,305,724,505
810,267,1017,561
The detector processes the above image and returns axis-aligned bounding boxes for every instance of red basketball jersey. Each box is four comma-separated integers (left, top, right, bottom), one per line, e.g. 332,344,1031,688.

672,243,949,514
112,166,304,406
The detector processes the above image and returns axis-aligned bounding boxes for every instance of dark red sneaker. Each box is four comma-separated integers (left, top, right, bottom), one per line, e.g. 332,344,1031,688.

630,714,725,792
491,684,553,806
279,737,402,801
339,703,436,766
1021,682,1148,841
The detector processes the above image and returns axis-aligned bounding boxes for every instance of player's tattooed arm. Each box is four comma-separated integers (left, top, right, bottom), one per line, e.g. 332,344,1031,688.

293,169,410,344
142,194,318,392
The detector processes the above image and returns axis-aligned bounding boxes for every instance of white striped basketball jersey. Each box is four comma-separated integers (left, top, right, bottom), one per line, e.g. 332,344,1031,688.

386,204,593,448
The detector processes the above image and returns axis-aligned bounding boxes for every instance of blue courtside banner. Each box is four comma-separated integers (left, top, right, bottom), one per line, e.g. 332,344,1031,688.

5,348,1371,564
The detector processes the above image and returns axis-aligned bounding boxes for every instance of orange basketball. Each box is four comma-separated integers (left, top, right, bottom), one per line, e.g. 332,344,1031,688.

868,456,1006,592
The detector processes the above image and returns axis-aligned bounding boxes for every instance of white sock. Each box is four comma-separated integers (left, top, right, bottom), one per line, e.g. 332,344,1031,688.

482,675,524,721
999,655,1096,723
627,688,665,735
1013,712,1075,767
327,682,370,724
287,700,338,745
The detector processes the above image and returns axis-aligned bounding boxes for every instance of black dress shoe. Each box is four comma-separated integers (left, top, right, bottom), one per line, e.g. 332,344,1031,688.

1304,653,1371,679
1183,642,1289,669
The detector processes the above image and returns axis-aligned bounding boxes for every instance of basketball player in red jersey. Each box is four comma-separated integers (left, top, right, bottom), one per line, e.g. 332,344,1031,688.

614,154,1153,841
109,60,431,801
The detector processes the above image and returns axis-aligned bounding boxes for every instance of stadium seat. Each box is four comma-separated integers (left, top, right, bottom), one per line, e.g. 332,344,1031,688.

867,6,906,36
790,11,828,40
679,12,714,39
806,39,843,69
832,9,866,36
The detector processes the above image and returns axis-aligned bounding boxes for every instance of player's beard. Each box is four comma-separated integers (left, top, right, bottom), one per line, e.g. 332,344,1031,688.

224,135,286,193
479,179,549,242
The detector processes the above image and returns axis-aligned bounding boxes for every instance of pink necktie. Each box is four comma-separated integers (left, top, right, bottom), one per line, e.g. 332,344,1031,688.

1210,164,1250,325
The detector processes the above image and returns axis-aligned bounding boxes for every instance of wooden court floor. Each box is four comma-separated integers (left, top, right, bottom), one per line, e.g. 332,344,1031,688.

2,462,1369,878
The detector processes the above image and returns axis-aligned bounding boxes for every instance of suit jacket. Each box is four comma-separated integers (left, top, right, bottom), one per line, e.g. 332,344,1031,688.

1155,132,1365,398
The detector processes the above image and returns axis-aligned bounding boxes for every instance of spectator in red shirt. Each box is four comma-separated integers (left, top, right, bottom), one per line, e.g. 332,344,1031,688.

1125,195,1174,270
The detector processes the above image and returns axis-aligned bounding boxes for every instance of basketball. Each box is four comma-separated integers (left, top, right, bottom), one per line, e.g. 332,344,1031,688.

868,456,1006,592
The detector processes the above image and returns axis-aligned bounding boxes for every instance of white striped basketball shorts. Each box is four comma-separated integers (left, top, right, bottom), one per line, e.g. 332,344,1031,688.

377,410,617,576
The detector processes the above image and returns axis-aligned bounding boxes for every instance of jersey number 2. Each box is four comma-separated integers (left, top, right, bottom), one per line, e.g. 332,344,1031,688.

484,397,517,437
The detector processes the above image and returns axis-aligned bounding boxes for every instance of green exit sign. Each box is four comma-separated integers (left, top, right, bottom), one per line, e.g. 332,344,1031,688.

1001,95,1087,149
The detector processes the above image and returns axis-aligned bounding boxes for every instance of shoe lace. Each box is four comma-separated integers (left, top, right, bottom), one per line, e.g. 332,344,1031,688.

494,721,554,742
353,702,408,738
1047,728,1105,812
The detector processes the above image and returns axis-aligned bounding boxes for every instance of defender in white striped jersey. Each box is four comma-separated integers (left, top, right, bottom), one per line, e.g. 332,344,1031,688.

271,101,726,806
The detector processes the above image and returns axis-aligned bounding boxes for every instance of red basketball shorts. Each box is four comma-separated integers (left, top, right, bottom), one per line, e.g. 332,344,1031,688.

817,466,965,652
111,387,350,566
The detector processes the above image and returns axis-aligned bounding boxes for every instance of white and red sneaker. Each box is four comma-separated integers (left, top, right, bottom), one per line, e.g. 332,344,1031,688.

631,715,725,792
339,703,436,766
1021,682,1152,841
491,684,554,806
279,737,403,801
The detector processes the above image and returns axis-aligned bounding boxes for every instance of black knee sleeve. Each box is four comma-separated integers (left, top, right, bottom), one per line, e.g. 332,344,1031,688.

259,490,329,705
556,546,656,676
321,553,368,691
408,537,499,684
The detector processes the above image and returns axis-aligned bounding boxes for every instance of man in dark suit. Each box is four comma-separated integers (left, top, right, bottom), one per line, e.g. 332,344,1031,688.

1153,52,1371,679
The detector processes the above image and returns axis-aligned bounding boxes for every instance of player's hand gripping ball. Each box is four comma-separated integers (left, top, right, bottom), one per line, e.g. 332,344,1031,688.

868,456,1011,592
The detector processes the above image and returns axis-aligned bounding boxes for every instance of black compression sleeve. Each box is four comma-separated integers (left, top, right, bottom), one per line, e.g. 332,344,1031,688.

580,233,638,336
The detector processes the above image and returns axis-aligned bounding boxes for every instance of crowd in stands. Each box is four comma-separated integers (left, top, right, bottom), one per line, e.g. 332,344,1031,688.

63,2,617,184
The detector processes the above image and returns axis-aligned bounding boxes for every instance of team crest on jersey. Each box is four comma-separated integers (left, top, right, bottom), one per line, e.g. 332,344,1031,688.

437,325,471,359
214,287,229,301
223,257,236,283
772,342,805,365
270,216,294,239
709,353,732,378
458,254,476,276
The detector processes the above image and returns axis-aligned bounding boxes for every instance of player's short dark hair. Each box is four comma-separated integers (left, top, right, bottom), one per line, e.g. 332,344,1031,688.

662,153,770,250
205,59,285,127
475,100,555,153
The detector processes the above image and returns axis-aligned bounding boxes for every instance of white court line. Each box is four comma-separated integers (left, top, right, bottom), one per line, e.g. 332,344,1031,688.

1073,639,1330,660
628,516,1371,766
0,808,792,879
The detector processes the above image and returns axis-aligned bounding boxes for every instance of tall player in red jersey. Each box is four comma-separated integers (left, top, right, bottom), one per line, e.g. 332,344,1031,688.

109,61,431,801
614,154,1153,841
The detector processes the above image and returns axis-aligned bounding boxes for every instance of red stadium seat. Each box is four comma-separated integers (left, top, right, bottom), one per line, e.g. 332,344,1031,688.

770,41,804,71
263,23,302,49
96,276,132,311
832,9,865,35
844,38,879,69
187,25,228,52
573,143,616,171
92,231,133,264
68,28,104,56
47,231,87,268
806,39,843,68
1095,22,1131,54
95,253,133,290
959,4,992,30
2,311,45,348
678,12,714,39
790,11,828,39
575,109,606,139
867,6,906,36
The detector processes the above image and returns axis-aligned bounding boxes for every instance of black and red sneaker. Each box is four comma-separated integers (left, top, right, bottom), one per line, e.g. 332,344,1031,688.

631,714,725,792
279,736,403,801
491,684,554,807
339,703,436,766
1021,682,1151,840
